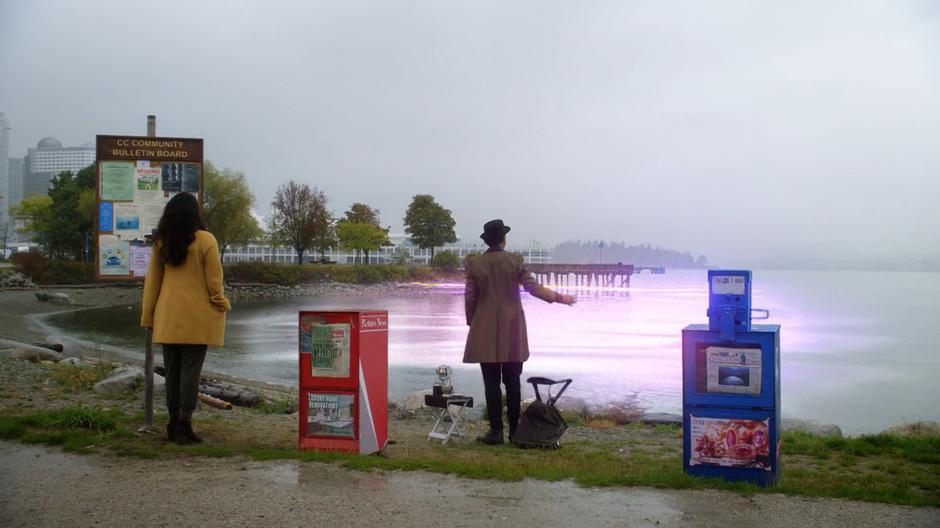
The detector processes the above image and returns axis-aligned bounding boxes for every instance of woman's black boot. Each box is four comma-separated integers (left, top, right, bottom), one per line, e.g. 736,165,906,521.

166,417,178,441
175,420,202,444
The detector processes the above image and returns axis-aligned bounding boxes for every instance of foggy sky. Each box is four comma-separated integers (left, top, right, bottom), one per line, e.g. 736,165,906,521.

2,0,938,266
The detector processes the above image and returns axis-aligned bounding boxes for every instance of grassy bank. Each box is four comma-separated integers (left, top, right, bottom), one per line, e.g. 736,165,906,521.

1,399,937,507
2,260,462,286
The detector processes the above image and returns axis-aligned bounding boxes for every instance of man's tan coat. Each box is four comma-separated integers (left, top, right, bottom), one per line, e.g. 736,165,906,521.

463,248,559,363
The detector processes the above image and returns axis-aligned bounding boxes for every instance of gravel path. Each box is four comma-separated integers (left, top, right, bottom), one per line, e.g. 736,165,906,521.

1,442,936,528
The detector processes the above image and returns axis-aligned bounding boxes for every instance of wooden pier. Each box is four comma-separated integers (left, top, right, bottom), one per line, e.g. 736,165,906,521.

527,264,637,288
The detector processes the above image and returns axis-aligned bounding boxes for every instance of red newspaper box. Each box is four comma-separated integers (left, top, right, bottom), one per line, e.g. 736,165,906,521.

298,310,388,454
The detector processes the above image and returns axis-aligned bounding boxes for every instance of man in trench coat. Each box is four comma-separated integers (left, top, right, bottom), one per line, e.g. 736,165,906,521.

464,219,576,444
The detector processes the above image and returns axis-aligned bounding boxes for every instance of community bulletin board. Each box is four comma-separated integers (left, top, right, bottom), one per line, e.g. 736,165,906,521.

94,135,203,280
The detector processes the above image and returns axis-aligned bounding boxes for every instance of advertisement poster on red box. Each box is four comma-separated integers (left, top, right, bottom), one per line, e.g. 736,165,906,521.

306,393,354,438
299,318,350,378
705,347,762,395
690,415,771,470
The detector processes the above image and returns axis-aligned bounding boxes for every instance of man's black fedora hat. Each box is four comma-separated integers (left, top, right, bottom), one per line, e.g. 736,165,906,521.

480,219,511,241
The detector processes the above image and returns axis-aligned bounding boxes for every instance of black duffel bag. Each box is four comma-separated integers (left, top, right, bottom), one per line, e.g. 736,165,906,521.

513,377,572,450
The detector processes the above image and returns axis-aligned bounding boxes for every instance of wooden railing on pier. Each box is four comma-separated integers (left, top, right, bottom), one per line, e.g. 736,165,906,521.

527,264,636,287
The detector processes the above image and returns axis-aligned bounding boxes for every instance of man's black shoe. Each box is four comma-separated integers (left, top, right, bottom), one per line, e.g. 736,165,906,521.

475,429,504,445
166,418,178,441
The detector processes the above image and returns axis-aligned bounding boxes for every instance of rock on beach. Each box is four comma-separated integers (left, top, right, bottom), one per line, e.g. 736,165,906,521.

93,366,165,395
782,417,843,437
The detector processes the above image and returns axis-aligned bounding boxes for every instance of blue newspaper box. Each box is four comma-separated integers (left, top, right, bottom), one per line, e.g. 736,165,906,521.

682,270,781,486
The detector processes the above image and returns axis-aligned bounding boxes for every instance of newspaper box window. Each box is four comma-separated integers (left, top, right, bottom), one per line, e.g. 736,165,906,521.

298,310,388,454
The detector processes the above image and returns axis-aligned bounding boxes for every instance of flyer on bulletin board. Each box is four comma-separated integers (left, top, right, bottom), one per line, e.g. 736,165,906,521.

98,202,113,232
100,162,135,201
129,243,150,277
136,166,161,191
113,203,142,240
98,235,130,276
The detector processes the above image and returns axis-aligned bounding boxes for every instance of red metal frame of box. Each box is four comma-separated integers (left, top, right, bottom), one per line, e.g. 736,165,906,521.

298,310,388,454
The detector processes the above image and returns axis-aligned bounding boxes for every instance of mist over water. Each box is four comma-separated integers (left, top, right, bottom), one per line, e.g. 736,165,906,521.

44,269,940,435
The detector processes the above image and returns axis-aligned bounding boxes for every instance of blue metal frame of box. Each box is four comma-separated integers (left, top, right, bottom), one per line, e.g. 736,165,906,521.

682,270,781,486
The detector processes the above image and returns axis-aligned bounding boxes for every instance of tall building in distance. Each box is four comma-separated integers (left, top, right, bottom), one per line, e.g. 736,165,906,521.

0,113,10,225
7,157,24,212
21,137,95,200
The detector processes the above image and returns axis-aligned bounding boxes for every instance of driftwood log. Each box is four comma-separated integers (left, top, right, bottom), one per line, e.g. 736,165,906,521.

197,393,233,410
154,366,262,407
197,383,262,407
33,342,64,353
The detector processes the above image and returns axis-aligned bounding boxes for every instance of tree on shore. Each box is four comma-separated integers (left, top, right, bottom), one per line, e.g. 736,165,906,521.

11,195,52,247
336,203,389,264
403,194,456,259
269,181,334,264
344,202,381,226
202,161,263,260
15,165,96,261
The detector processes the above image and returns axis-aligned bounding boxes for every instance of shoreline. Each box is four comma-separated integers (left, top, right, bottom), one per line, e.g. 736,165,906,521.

0,279,449,342
0,280,446,399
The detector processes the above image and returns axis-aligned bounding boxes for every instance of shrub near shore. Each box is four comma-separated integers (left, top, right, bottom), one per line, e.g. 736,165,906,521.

9,253,94,285
5,259,463,286
224,262,460,285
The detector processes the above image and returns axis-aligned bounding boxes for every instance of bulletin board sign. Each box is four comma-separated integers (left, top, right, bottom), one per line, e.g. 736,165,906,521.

94,135,204,281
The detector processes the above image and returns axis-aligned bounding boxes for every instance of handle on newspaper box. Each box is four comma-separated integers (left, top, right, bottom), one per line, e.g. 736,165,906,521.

751,308,770,320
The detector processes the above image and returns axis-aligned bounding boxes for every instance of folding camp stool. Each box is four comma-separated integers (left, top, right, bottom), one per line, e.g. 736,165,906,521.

425,394,474,445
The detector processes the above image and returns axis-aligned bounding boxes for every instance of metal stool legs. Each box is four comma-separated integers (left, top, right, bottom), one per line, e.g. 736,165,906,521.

427,397,471,445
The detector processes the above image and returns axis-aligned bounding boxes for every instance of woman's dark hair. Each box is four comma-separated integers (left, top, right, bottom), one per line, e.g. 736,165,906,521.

155,193,205,266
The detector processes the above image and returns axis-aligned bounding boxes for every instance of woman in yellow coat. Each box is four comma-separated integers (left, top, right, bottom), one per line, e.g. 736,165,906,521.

141,193,231,444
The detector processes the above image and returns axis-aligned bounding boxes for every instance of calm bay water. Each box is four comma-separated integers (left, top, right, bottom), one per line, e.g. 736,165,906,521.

42,269,940,435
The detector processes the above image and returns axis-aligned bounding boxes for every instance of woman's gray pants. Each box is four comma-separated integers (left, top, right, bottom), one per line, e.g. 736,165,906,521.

162,344,208,421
